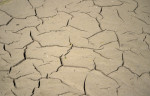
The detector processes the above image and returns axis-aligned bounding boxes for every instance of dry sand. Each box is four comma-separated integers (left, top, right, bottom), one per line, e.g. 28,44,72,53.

0,0,150,96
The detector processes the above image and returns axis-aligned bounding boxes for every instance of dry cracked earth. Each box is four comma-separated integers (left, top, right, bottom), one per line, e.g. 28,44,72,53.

0,0,150,96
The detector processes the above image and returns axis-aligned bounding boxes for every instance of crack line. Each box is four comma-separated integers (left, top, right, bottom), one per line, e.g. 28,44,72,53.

93,50,111,59
31,88,35,96
133,16,150,25
69,25,87,32
13,79,17,88
95,17,103,31
3,44,11,57
11,89,17,96
114,32,121,47
132,0,139,14
108,53,124,75
33,64,41,75
116,9,124,21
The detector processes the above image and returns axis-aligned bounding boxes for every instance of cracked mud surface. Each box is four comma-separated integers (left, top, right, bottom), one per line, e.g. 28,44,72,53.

0,0,150,96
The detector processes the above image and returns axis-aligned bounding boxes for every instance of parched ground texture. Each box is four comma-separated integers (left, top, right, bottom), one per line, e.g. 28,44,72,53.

0,0,150,96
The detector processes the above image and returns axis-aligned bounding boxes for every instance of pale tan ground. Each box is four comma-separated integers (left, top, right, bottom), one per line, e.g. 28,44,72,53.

0,0,150,96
